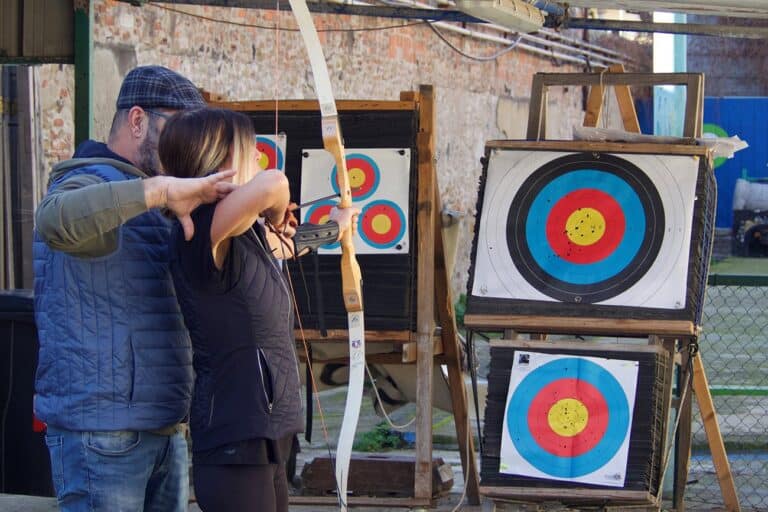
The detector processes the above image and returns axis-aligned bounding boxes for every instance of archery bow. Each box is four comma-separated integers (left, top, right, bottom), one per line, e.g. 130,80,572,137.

286,1,364,509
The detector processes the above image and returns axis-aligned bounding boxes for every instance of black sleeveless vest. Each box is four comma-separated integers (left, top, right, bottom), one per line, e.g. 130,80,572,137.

171,221,303,451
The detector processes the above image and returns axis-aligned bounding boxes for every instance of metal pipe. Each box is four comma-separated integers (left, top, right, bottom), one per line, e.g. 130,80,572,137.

387,0,623,64
433,20,611,67
532,0,564,16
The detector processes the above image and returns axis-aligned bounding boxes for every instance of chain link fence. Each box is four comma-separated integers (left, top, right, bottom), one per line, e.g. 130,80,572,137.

687,275,768,511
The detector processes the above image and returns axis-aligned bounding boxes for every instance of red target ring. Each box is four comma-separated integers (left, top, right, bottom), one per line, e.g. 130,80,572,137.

306,203,333,225
527,378,609,457
360,200,406,249
545,189,626,265
331,154,381,201
255,137,284,170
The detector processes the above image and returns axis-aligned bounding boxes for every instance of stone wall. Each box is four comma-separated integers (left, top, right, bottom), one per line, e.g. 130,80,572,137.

37,0,598,298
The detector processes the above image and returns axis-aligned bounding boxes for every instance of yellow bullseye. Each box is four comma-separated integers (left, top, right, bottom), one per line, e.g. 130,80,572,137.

547,398,589,437
565,208,606,246
258,153,270,170
371,214,391,234
348,167,366,189
318,214,330,225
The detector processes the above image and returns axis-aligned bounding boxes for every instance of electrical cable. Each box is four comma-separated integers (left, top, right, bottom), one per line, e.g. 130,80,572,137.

149,3,424,33
424,21,523,61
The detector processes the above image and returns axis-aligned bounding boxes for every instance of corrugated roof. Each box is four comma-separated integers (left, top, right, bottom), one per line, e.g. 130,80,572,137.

558,0,768,18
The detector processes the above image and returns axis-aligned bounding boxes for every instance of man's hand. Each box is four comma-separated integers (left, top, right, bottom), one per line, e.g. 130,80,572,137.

144,170,237,240
329,206,360,241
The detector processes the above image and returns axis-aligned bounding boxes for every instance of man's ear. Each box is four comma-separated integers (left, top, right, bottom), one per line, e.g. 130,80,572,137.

127,106,146,138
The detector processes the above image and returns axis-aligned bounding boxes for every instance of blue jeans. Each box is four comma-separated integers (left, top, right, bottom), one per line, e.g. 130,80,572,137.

44,427,189,512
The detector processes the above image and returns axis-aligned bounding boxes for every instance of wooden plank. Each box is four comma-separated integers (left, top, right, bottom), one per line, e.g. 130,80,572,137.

534,72,704,88
692,354,742,511
401,336,443,363
22,0,74,60
0,0,21,58
490,339,668,355
485,139,710,156
481,486,655,502
526,73,547,140
414,84,436,501
289,495,432,507
583,78,605,128
433,143,480,505
464,314,696,336
300,455,452,499
683,74,704,139
610,67,642,134
295,329,414,342
674,345,693,512
210,99,417,112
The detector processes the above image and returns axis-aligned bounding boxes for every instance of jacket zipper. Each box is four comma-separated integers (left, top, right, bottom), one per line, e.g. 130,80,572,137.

250,226,303,409
256,348,274,414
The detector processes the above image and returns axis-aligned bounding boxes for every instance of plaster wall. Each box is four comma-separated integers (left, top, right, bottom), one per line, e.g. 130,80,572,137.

37,0,590,298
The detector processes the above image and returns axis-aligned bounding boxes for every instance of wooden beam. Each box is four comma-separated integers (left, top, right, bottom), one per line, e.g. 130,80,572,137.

481,486,655,502
526,73,547,140
692,354,742,511
485,139,710,157
432,127,480,504
295,329,414,343
210,99,417,112
465,314,696,337
414,84,436,501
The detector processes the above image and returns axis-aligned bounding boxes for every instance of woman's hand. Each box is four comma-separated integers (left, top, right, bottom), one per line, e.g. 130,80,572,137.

328,206,360,241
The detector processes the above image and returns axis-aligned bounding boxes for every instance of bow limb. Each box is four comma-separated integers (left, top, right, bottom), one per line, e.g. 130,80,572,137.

286,1,364,509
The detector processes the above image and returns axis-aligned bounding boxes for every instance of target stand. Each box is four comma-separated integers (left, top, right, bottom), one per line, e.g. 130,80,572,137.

466,71,740,511
213,86,480,508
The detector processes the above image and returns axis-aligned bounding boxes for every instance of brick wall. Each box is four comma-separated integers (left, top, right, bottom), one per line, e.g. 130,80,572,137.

38,0,600,297
688,16,768,97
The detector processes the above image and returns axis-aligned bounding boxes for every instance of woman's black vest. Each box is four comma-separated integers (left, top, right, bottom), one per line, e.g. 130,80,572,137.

171,222,303,452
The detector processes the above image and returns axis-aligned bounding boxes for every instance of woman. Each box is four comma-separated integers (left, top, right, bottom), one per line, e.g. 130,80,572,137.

158,107,357,511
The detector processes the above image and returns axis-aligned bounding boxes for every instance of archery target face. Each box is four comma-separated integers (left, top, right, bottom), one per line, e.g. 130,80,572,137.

471,150,699,308
255,134,287,172
300,148,410,254
499,351,639,487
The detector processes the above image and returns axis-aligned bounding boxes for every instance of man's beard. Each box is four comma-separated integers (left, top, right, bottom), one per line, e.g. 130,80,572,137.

137,120,163,176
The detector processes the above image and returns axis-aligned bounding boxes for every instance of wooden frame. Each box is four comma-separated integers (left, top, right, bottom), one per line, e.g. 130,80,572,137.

213,86,480,507
527,71,704,140
480,339,672,507
472,70,740,511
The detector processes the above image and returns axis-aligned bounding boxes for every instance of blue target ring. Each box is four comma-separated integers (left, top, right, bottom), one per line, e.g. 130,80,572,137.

526,170,645,284
506,357,630,478
331,153,381,202
359,200,407,250
507,153,664,303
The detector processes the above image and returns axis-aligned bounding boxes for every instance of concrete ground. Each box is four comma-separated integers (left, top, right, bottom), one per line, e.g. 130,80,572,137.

0,381,756,511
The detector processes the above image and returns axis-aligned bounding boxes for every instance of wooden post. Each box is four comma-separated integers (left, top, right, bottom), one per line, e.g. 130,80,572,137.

414,84,436,501
433,151,480,504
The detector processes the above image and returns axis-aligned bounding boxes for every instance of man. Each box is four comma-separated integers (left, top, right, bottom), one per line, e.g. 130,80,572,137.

33,66,232,511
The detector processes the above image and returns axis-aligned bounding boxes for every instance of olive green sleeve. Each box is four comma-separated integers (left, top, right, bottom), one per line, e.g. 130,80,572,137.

35,175,150,257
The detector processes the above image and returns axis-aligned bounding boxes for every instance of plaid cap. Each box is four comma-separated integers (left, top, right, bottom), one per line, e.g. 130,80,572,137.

116,65,206,111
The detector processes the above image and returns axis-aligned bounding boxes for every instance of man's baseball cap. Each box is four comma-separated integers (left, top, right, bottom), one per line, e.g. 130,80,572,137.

116,65,206,111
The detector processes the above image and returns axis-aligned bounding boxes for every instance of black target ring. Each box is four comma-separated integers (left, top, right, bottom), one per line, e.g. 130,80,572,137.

506,153,665,303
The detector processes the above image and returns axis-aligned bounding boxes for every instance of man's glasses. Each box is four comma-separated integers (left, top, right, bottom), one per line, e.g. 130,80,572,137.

144,109,172,120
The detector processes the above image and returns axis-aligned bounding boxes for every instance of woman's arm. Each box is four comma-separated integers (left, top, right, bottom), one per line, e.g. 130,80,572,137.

210,169,290,269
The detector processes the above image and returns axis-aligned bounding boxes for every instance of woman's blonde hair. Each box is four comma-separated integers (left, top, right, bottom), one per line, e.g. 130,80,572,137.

158,107,256,186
